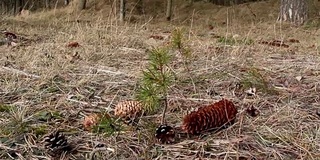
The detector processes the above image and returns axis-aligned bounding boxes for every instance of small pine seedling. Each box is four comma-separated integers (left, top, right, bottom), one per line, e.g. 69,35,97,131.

136,47,175,124
171,28,192,62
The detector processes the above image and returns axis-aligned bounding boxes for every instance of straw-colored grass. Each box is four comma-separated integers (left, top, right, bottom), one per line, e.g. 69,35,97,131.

0,0,319,159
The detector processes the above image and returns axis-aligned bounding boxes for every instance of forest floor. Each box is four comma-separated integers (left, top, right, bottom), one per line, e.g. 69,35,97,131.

0,0,320,159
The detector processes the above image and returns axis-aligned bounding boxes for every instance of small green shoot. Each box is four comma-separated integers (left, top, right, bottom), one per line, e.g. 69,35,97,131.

31,124,49,137
240,67,277,95
171,27,192,64
218,36,254,45
0,104,12,112
0,106,31,136
35,110,62,121
92,115,121,136
303,18,320,29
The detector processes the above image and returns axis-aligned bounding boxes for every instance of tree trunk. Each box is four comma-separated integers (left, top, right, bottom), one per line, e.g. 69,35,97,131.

136,0,144,14
211,0,264,5
14,0,23,15
216,0,224,5
0,1,6,14
65,0,69,5
278,0,308,25
45,0,50,8
120,0,125,22
7,0,13,14
16,0,23,13
79,0,87,10
234,0,243,5
5,0,10,14
166,0,172,21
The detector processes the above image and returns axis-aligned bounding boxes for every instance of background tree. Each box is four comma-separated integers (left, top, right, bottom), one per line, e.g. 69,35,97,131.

136,0,144,14
166,0,172,21
79,0,87,10
278,0,308,25
120,0,126,22
210,0,264,5
14,0,23,15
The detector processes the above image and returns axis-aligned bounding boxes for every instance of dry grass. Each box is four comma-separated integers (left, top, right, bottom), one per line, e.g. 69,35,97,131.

0,1,320,159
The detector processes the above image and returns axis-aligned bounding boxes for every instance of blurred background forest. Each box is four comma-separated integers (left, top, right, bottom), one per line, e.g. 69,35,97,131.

1,0,320,26
1,0,268,15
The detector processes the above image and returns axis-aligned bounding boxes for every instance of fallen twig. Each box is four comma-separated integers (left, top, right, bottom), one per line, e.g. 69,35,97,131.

0,143,16,151
83,66,128,76
1,66,40,78
167,96,232,102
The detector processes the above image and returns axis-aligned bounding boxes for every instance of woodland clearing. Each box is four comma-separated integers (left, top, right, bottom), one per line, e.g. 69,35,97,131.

0,0,320,159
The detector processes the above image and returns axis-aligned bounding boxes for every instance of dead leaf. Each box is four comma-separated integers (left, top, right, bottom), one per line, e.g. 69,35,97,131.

67,42,80,48
288,38,300,43
83,114,100,131
245,87,256,96
10,42,18,46
295,76,303,81
149,35,164,40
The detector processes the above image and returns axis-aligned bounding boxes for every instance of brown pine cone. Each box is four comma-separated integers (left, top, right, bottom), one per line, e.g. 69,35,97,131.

182,99,237,135
114,100,143,119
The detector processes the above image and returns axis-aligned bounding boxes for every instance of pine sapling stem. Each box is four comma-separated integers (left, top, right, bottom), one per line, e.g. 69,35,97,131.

161,96,168,125
160,61,168,125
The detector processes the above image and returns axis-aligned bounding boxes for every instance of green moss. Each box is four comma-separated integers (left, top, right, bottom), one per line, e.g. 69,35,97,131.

93,115,122,136
32,125,48,137
217,36,254,45
35,110,62,121
0,104,12,113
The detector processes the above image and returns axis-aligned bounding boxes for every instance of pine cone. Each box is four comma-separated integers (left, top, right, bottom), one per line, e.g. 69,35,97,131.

155,124,175,144
83,113,111,131
83,114,99,131
44,131,72,155
114,100,143,119
2,31,18,46
182,99,237,135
